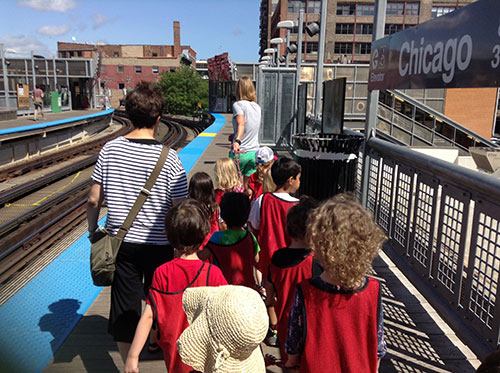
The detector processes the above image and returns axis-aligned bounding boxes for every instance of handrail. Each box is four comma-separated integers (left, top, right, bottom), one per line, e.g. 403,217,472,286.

388,89,498,148
368,137,500,200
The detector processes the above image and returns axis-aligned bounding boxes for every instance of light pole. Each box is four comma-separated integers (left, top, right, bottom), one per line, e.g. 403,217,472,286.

0,44,10,108
277,20,295,68
264,47,277,67
314,0,328,119
270,38,285,67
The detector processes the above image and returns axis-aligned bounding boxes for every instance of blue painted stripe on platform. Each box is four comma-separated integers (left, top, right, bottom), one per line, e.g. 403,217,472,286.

178,113,226,172
0,109,115,136
0,113,225,373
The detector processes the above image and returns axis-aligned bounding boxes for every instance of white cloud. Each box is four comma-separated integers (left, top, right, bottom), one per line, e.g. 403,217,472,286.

18,0,78,13
0,35,52,57
92,12,110,29
37,24,71,36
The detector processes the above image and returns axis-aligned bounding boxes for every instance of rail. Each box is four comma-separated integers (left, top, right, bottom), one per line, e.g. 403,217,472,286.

377,90,498,154
361,137,500,357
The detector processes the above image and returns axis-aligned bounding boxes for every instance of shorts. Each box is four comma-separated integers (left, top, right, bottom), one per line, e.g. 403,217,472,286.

108,241,173,343
230,150,257,177
34,98,43,108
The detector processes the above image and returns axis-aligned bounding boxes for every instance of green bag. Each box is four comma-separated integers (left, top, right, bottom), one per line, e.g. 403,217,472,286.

90,146,169,286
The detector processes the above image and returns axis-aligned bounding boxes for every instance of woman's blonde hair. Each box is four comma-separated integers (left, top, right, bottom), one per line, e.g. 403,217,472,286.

262,167,276,193
256,160,273,183
215,158,242,191
306,193,386,290
235,77,256,102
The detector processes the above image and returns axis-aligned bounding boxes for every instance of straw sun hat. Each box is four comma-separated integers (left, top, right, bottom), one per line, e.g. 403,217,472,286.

177,285,269,372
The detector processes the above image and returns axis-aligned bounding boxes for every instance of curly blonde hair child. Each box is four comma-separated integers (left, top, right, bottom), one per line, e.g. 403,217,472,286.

215,158,242,191
306,193,386,289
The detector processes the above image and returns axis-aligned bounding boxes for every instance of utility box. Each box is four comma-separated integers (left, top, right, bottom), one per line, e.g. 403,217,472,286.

50,91,62,113
293,131,364,200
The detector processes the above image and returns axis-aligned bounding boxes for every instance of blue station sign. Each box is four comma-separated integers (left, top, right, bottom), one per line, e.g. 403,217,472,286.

368,0,500,90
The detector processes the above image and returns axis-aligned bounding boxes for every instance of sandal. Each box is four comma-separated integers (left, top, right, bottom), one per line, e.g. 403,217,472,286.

148,342,161,353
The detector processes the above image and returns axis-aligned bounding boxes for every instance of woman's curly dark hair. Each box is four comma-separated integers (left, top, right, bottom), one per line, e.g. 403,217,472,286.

305,193,386,289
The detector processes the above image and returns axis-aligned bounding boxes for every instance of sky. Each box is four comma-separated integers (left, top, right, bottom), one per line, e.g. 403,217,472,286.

0,0,261,61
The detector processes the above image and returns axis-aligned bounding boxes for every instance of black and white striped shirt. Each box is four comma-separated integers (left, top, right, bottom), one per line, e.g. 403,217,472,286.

92,137,188,245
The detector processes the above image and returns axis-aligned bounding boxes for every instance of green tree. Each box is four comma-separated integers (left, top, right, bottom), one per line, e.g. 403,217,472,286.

157,66,208,116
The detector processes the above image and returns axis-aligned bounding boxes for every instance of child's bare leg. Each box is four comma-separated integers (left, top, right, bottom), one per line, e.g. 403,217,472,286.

268,305,278,325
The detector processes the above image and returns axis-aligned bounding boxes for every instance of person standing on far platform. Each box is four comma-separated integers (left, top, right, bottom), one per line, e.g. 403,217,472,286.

229,77,261,189
31,85,45,121
87,81,189,363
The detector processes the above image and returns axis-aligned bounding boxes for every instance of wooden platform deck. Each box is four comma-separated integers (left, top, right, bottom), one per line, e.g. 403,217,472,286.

44,114,480,372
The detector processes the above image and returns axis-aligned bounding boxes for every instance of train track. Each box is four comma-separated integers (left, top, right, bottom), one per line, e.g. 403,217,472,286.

0,112,209,296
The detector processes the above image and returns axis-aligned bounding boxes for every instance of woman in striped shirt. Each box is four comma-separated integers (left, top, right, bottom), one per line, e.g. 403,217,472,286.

87,82,188,362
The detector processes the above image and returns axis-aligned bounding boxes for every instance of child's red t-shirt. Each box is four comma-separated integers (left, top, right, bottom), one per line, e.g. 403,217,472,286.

256,193,298,275
205,229,259,288
268,248,320,360
148,258,227,373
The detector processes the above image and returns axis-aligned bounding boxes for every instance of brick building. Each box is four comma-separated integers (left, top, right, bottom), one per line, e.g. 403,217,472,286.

58,21,196,105
259,0,475,63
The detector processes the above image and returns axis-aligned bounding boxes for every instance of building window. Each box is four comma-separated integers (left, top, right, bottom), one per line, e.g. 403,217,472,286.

357,4,375,16
69,51,74,57
100,65,106,73
302,42,319,53
152,66,159,74
152,52,158,57
119,83,125,89
170,68,176,72
356,23,373,34
288,0,305,13
354,43,371,54
337,3,355,15
135,66,142,73
336,23,354,34
77,51,82,57
117,65,124,73
405,2,420,15
308,0,321,13
385,24,404,35
60,51,66,58
386,2,404,15
113,52,119,57
334,42,353,54
431,6,456,18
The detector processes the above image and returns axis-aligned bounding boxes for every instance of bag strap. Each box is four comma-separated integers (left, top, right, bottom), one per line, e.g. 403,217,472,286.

116,145,169,240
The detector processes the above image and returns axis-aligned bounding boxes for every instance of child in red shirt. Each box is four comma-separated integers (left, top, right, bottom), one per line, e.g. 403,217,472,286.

247,146,275,202
248,157,301,277
214,158,244,205
201,192,260,288
284,194,387,372
265,196,321,359
124,199,227,373
189,171,219,249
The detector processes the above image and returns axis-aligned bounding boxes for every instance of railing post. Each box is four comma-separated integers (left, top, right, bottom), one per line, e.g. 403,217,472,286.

361,0,386,207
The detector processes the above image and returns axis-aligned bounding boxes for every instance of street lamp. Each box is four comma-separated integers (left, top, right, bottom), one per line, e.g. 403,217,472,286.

277,20,295,67
270,37,285,67
264,47,277,66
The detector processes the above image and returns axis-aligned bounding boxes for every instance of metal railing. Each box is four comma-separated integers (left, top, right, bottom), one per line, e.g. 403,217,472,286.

359,137,500,356
377,90,498,154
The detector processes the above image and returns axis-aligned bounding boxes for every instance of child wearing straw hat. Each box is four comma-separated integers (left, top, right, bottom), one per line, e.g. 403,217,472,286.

125,199,227,373
177,285,269,372
284,194,387,372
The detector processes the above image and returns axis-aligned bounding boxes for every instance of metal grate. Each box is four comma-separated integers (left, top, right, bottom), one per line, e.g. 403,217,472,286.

435,194,466,293
378,162,394,234
411,179,437,269
468,210,500,330
392,167,413,255
367,156,380,215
